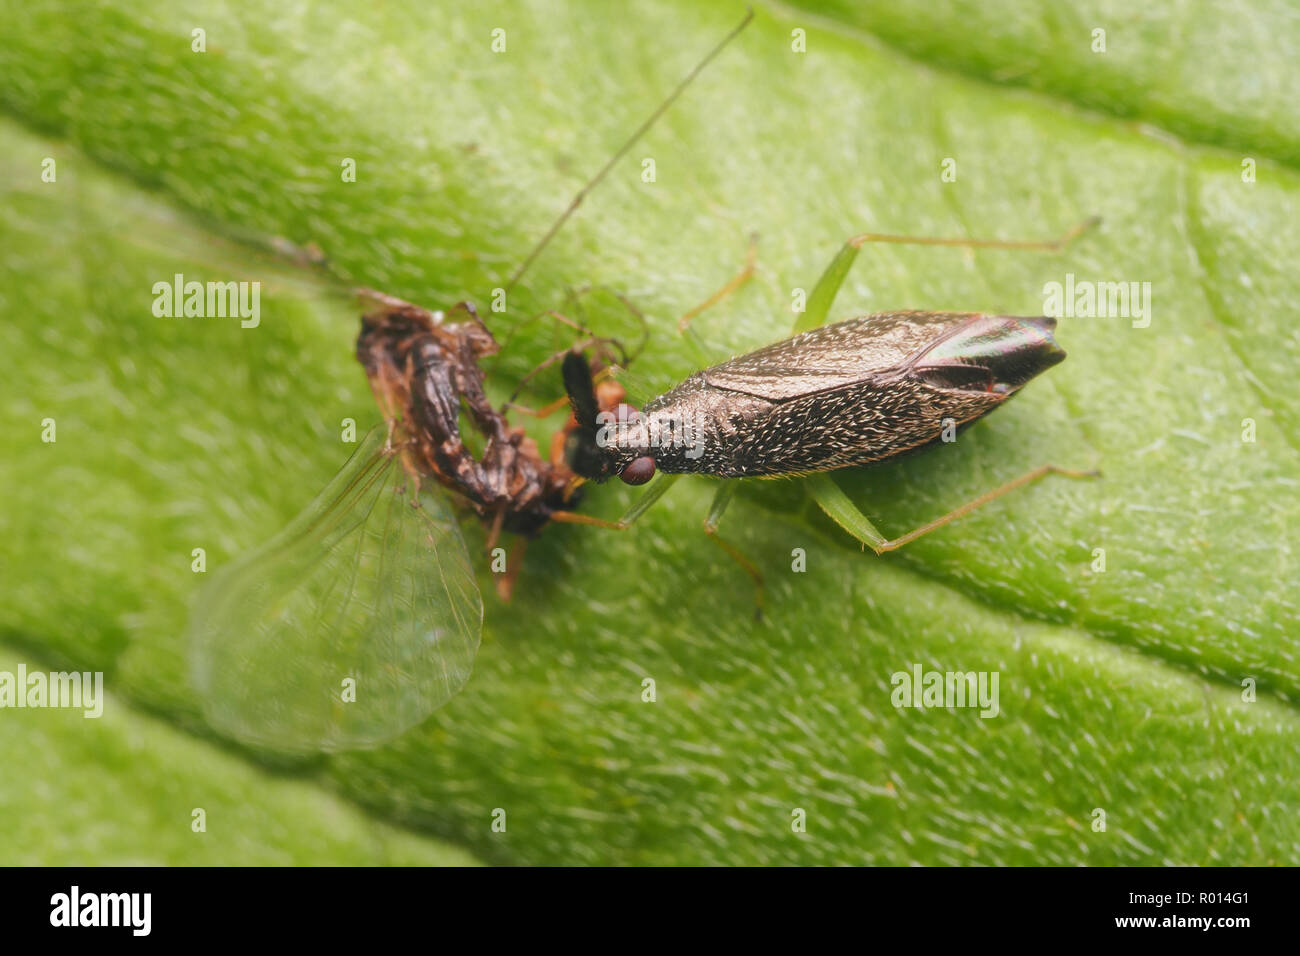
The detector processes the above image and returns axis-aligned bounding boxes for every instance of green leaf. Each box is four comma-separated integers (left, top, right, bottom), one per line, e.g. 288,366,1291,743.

0,651,478,865
783,0,1300,167
1,0,1296,865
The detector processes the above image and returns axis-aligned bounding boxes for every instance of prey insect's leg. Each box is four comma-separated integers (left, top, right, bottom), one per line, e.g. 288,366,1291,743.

484,505,508,555
561,284,651,363
502,290,645,413
549,474,681,530
510,365,632,420
807,465,1100,555
508,363,625,420
702,481,765,616
504,329,621,411
677,233,759,334
502,303,610,354
496,538,529,602
794,217,1101,335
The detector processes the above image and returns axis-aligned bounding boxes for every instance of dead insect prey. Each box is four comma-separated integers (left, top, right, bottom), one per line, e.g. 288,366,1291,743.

355,291,584,540
188,10,757,753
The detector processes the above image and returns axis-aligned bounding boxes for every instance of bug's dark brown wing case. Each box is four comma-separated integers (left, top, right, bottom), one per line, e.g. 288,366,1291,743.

638,312,1066,477
699,312,987,401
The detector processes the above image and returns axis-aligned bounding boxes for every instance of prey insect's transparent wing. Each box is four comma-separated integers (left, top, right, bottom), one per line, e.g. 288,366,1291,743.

188,426,483,754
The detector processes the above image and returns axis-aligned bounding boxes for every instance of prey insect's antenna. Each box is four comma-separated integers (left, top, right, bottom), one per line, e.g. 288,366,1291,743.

505,7,755,292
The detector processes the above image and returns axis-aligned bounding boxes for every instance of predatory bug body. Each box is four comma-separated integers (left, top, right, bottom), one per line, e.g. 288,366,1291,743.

188,11,756,754
566,311,1065,479
559,218,1102,605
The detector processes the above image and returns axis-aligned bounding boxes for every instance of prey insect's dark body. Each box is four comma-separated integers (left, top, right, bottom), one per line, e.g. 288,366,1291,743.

566,311,1066,482
355,291,580,538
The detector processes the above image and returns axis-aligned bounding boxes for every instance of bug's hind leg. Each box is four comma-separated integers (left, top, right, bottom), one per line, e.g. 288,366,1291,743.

795,217,1101,335
701,481,765,619
807,465,1100,554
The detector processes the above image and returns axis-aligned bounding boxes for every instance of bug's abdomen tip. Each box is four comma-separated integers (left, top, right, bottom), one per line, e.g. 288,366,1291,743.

915,314,1066,393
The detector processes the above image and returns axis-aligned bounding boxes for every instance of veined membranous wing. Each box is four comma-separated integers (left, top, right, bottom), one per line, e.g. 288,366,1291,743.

189,425,483,754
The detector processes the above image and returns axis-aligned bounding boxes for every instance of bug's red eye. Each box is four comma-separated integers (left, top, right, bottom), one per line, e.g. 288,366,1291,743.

620,456,656,485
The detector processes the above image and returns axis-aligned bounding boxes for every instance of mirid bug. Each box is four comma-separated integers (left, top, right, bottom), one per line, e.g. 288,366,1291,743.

567,311,1067,480
189,10,756,753
557,218,1101,608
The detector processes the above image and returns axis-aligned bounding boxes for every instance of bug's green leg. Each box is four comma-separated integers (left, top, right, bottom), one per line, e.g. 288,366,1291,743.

677,233,759,335
808,465,1101,555
549,473,682,530
794,216,1101,336
701,481,765,617
797,217,1101,527
805,473,888,552
796,240,864,335
675,234,760,369
503,476,680,601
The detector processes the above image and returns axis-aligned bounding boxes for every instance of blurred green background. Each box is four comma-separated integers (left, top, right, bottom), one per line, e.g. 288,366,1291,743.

0,0,1296,865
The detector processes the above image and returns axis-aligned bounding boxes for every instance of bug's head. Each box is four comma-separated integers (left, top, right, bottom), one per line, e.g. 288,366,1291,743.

561,352,657,486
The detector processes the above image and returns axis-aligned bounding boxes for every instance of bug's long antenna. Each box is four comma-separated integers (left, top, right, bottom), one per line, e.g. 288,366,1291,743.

505,7,754,292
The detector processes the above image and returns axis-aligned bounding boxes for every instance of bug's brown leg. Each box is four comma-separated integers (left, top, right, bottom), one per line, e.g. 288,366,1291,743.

701,481,765,618
796,217,1101,335
582,286,650,363
677,232,759,334
808,465,1100,555
502,285,650,416
875,464,1101,552
501,297,613,352
543,285,652,365
549,474,681,529
846,217,1101,254
510,365,629,424
505,394,574,419
504,305,601,345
